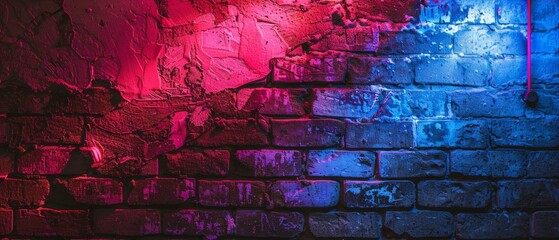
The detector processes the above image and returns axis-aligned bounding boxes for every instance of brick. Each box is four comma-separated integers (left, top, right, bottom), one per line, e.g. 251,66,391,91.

312,88,378,118
455,27,526,55
55,177,123,205
384,211,453,238
0,149,13,177
400,90,448,118
533,30,559,54
532,211,559,238
418,181,492,208
235,210,304,238
450,89,525,117
198,180,265,207
0,209,12,235
237,88,306,116
527,151,559,178
373,90,448,119
350,0,420,23
0,179,49,207
533,56,559,85
496,0,527,24
344,181,415,208
165,149,229,176
307,150,374,178
272,54,346,83
193,119,269,147
311,26,379,52
95,157,158,177
8,116,83,144
491,118,559,148
378,151,446,178
491,58,526,87
415,58,489,86
533,0,559,31
347,57,413,85
416,120,489,148
498,180,559,208
309,212,381,238
15,209,91,237
450,150,527,178
128,178,195,205
272,119,344,147
346,122,414,149
457,212,530,239
420,0,495,23
93,209,160,236
162,209,233,238
17,146,92,175
378,30,452,55
235,150,302,177
269,180,340,208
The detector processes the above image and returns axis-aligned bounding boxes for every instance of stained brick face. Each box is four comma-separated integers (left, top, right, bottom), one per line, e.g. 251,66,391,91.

0,0,557,238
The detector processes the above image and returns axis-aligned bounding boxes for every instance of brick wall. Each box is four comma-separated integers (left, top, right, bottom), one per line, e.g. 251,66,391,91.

0,0,558,239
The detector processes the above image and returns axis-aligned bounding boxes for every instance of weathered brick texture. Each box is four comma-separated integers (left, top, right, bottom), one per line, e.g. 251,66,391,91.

344,181,415,208
0,0,557,238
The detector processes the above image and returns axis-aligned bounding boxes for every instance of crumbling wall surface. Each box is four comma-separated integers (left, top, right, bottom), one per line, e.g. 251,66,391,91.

0,0,558,239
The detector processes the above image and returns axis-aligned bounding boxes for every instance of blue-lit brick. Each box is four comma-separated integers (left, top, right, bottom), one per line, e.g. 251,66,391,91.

378,30,452,55
498,180,559,208
450,150,527,178
307,150,375,178
312,88,378,118
455,27,526,55
415,58,489,86
347,57,413,85
378,151,447,179
491,118,559,148
450,89,525,117
496,0,527,24
309,212,381,238
457,212,530,239
533,0,559,31
384,211,453,238
533,30,559,54
420,0,495,24
269,180,340,208
344,181,415,208
491,58,526,87
418,180,492,208
416,120,489,148
346,122,414,149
